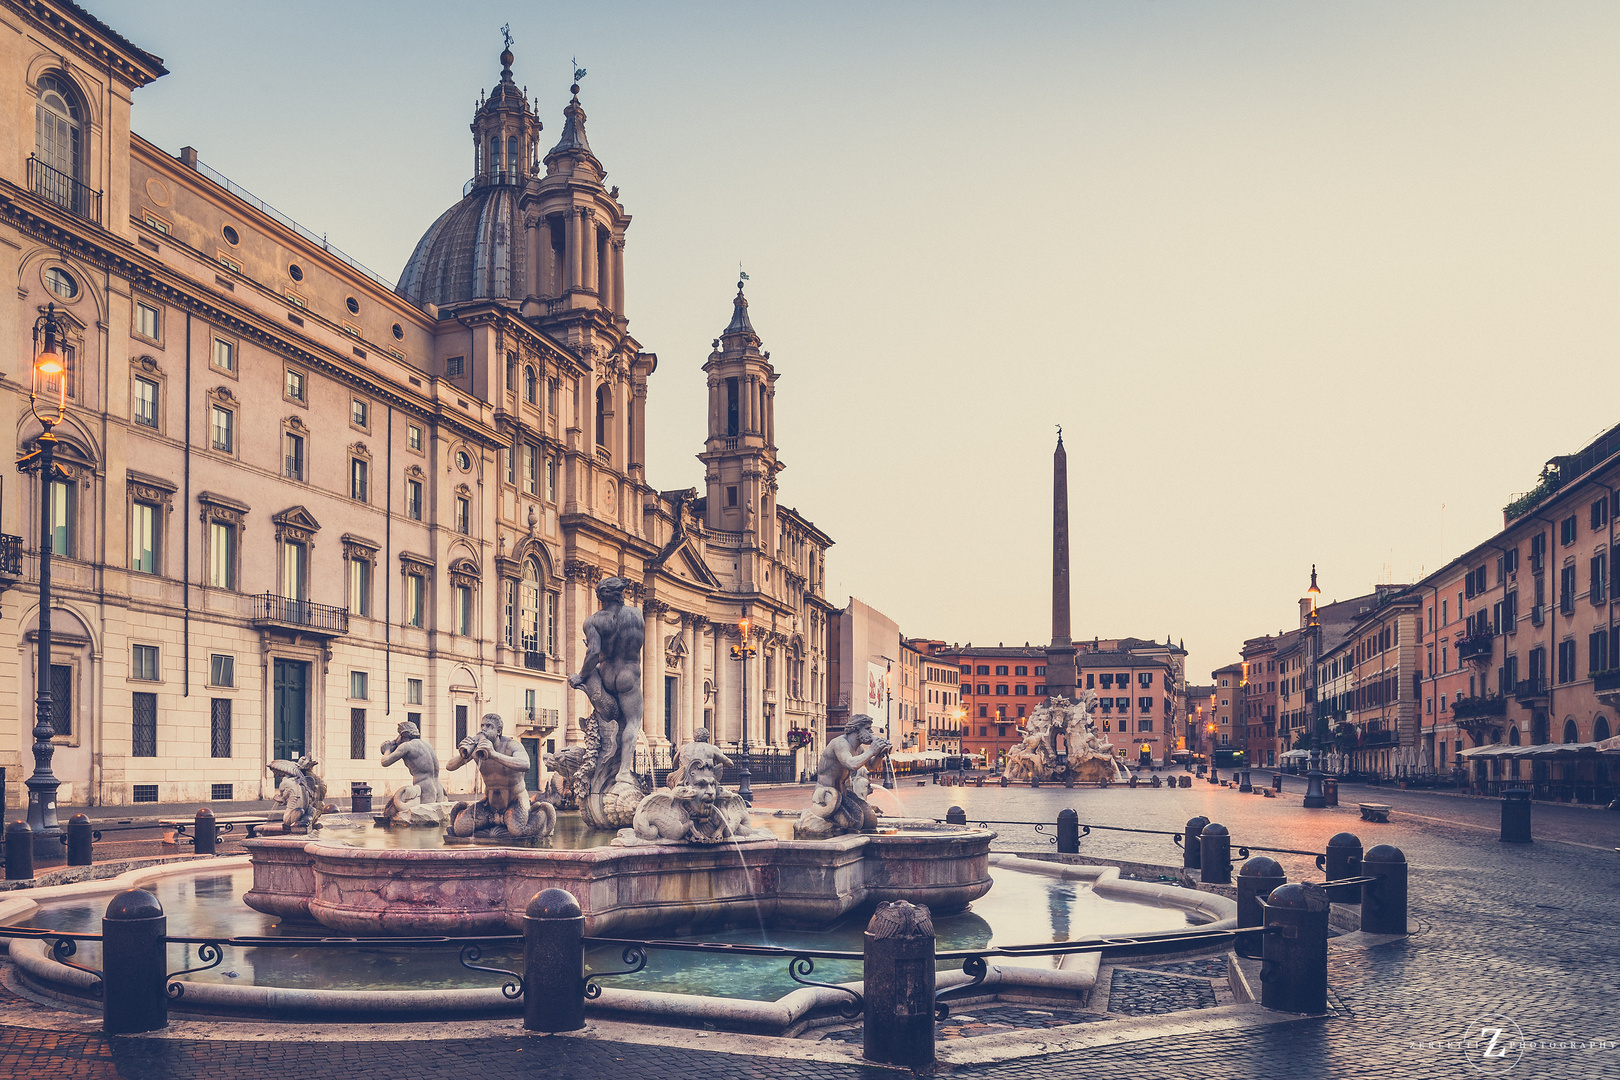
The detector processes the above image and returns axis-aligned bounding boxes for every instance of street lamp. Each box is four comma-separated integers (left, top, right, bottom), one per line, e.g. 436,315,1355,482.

730,614,757,805
21,304,69,861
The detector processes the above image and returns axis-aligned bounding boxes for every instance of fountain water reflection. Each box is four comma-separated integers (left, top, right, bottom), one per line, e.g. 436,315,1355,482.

9,861,1195,1000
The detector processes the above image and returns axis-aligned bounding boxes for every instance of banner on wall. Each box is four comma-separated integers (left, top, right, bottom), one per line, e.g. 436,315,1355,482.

867,662,889,737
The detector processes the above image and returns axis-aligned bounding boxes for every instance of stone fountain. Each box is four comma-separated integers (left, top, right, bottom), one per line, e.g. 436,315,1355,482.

1002,691,1129,785
242,583,992,937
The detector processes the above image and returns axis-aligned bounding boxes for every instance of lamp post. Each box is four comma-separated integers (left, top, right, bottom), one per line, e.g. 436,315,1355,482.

21,304,68,861
730,614,757,805
883,659,894,789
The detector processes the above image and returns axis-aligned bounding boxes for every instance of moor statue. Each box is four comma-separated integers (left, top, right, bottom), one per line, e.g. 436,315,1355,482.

379,719,446,826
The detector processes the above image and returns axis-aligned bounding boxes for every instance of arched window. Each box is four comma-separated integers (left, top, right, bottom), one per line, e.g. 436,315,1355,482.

1533,715,1549,745
1509,726,1520,746
35,73,83,211
520,557,541,658
595,384,611,447
1562,719,1579,744
1595,716,1611,742
524,365,537,404
508,135,519,175
489,136,501,175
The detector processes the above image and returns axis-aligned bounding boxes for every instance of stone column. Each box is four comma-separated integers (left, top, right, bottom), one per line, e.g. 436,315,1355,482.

707,376,720,439
643,601,663,746
712,623,728,744
689,617,704,744
765,387,775,446
598,231,615,312
525,216,542,301
565,209,581,291
580,210,598,294
612,238,626,312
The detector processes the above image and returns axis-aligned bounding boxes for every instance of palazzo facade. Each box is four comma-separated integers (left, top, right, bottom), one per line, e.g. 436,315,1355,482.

0,0,831,807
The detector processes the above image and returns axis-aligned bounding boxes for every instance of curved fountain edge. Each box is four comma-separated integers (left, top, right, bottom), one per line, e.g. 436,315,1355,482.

986,853,1237,927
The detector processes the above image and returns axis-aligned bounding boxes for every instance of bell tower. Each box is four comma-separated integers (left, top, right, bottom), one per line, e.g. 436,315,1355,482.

699,281,780,547
469,33,541,188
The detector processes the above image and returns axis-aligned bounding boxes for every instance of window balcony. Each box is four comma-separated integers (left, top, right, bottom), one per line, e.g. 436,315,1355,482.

1596,669,1620,704
1514,678,1550,704
0,534,22,581
1457,633,1495,664
29,155,102,224
1452,694,1507,721
251,593,349,636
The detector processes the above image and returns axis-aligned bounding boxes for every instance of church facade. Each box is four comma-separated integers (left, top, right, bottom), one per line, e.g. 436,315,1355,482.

0,0,831,808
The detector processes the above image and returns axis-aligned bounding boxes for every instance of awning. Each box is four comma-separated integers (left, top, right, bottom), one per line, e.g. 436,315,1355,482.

1279,749,1311,761
1458,744,1519,759
1596,735,1620,754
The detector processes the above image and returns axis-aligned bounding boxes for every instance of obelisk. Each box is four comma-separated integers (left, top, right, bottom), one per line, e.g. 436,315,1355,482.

1046,430,1078,701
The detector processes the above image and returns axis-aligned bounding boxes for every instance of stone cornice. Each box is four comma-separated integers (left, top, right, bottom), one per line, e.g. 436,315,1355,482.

6,0,169,86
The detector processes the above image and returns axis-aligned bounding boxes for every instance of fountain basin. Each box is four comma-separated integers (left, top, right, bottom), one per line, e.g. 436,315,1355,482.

243,823,996,936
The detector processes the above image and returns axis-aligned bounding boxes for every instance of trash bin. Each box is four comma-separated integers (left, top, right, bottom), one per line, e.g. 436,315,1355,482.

1322,778,1338,807
1500,788,1532,843
351,781,373,814
1272,773,1283,793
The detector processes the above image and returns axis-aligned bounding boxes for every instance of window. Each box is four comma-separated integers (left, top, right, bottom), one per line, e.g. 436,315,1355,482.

285,368,306,403
1557,639,1577,684
350,708,367,760
1595,499,1611,531
1561,516,1577,546
548,377,558,415
281,540,308,601
408,425,423,452
344,555,370,616
352,398,369,428
995,684,1008,696
133,376,159,428
46,266,78,298
212,336,234,373
282,431,306,481
407,678,423,705
545,457,556,502
503,447,515,485
1593,553,1608,606
977,665,990,676
1014,666,1028,676
1116,697,1131,710
1139,719,1154,732
350,671,369,700
210,405,233,452
210,698,232,758
132,644,159,681
454,584,473,635
1034,684,1046,696
445,355,464,377
1139,672,1154,687
136,301,161,342
525,365,537,403
127,501,159,574
406,479,423,520
524,444,538,494
1560,565,1576,613
49,663,72,736
995,665,1008,676
210,654,234,687
726,485,738,507
456,497,471,534
207,521,235,588
1014,684,1027,696
132,692,157,757
1591,630,1611,676
406,573,425,627
521,558,541,655
351,458,368,501
346,296,360,316
35,73,83,201
1139,696,1153,712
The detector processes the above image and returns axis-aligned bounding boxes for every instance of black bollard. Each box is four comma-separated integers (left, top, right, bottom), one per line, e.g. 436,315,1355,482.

67,814,92,866
1239,770,1253,793
1360,845,1409,935
351,782,372,814
103,888,167,1033
5,820,33,880
1324,832,1362,903
1272,773,1283,793
1209,767,1219,784
862,901,936,1070
1236,857,1286,958
1183,815,1209,870
1199,821,1232,884
1500,789,1532,843
1259,882,1330,1014
524,888,586,1032
1057,808,1080,854
945,806,967,826
194,808,216,856
999,774,1008,788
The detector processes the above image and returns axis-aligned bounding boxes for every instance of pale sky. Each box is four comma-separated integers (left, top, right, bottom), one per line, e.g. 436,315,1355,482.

93,1,1620,681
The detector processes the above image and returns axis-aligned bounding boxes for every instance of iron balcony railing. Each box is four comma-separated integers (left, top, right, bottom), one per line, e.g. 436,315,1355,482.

462,167,532,195
1595,670,1620,698
251,593,349,635
0,534,21,577
28,155,102,224
1457,634,1495,663
1514,677,1550,703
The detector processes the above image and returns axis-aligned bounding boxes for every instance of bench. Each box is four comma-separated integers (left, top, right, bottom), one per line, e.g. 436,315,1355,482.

1359,803,1392,823
160,815,275,844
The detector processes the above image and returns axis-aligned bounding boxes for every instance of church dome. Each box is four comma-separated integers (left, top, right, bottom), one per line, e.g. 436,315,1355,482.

396,183,521,309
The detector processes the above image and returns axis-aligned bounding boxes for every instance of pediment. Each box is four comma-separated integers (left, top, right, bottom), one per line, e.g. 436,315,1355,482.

671,541,721,589
272,505,322,533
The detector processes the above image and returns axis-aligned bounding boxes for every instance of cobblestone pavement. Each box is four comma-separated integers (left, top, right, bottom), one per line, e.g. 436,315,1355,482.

4,776,1619,1078
819,1003,1112,1045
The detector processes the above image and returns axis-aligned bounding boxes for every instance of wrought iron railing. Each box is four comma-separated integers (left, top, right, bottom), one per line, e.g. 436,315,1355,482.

1514,677,1550,703
28,155,101,224
250,593,349,634
0,533,22,577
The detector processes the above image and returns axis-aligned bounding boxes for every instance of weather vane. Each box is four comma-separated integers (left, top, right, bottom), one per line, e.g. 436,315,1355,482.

573,56,587,83
501,23,513,51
